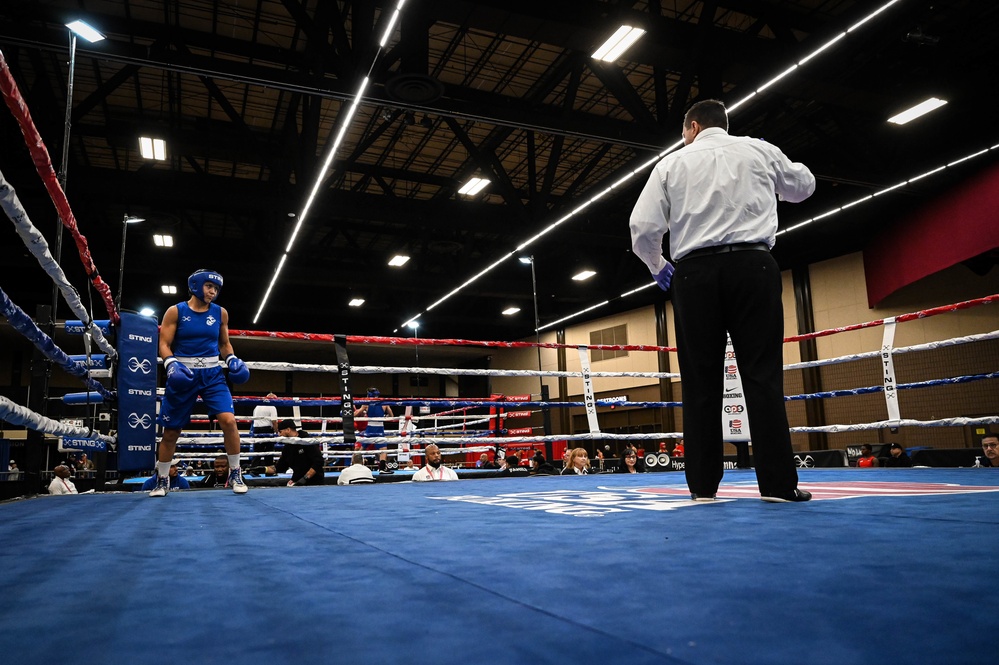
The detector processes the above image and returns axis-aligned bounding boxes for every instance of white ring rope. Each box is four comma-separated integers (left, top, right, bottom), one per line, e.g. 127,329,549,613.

784,329,999,372
0,395,116,443
790,415,999,433
0,169,117,360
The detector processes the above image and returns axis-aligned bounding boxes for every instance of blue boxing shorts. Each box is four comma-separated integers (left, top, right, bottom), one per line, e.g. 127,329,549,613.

159,365,234,430
361,426,387,449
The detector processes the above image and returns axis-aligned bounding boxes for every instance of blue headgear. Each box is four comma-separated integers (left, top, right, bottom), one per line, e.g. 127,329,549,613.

367,388,380,397
188,269,223,303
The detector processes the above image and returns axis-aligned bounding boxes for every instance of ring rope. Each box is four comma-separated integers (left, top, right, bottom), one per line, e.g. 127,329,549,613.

0,168,117,359
0,395,115,443
790,415,999,434
0,52,119,324
245,360,679,379
785,329,999,372
0,286,115,399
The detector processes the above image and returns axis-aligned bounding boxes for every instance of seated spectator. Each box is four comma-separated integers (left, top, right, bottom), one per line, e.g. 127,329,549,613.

200,455,230,488
981,434,999,468
7,459,21,481
47,465,78,495
672,439,685,458
338,452,375,484
561,447,591,475
476,453,491,468
857,444,880,468
262,420,325,486
882,443,912,468
615,448,644,473
141,462,191,491
412,443,459,481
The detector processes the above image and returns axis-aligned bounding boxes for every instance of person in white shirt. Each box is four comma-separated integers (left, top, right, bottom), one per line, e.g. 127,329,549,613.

251,392,279,467
630,99,814,504
47,465,78,495
412,443,458,482
337,452,375,485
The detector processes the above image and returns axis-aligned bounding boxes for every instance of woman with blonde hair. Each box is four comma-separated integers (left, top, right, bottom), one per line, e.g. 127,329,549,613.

560,447,591,475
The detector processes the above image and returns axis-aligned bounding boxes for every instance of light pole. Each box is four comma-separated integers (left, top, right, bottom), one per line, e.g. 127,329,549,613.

408,320,420,367
116,215,145,312
519,256,543,389
51,20,105,325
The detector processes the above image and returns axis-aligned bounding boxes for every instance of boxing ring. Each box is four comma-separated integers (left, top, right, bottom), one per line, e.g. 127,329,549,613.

2,47,999,665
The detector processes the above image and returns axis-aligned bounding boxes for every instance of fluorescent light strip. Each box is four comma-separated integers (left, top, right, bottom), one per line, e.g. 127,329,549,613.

620,282,657,298
538,301,610,331
592,26,646,62
379,9,401,47
887,98,947,125
254,253,288,324
258,1,404,320
846,0,902,33
397,0,904,332
756,64,798,93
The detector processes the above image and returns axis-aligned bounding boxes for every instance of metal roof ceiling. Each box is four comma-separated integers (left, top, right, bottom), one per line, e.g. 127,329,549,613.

1,0,996,343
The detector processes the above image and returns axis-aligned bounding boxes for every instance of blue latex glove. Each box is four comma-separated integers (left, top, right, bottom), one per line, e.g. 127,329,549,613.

164,357,195,390
654,262,675,291
225,354,250,384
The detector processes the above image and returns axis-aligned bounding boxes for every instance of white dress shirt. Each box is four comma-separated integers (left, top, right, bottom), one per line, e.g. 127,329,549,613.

251,404,278,429
630,127,815,268
412,464,459,482
48,477,78,495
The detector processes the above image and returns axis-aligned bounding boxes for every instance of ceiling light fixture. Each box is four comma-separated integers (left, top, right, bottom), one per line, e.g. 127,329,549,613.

349,298,365,307
887,97,948,125
591,26,646,62
388,255,410,267
153,234,173,247
572,270,597,281
139,137,166,160
458,177,490,196
160,285,177,295
502,307,521,316
65,20,105,43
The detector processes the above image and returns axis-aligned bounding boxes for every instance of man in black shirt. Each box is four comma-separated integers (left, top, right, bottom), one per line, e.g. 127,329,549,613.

263,419,325,486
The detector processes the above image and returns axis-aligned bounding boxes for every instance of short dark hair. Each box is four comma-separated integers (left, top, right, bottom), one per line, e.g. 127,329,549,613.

277,419,297,432
684,99,728,131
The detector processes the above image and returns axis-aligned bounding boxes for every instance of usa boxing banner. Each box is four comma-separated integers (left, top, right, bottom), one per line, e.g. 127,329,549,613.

116,311,158,471
721,334,751,443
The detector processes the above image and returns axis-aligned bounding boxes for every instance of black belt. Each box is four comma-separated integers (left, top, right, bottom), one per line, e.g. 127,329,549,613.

680,242,769,261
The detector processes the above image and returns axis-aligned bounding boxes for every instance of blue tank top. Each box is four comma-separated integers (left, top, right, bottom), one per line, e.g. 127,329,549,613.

172,302,222,357
367,402,386,435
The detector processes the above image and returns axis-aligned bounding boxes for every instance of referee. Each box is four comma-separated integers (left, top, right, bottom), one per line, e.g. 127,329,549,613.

630,99,814,503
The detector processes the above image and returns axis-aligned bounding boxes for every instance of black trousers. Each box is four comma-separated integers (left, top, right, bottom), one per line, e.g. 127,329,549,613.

671,249,798,497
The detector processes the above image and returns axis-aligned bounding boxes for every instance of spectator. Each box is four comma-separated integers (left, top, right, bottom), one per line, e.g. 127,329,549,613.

476,453,491,468
200,455,231,488
561,447,591,475
78,453,95,471
882,443,913,468
672,439,685,458
47,465,78,495
7,459,21,481
412,443,459,481
338,452,375,485
497,454,520,474
857,444,880,468
616,448,644,474
251,392,280,467
141,462,191,491
263,419,325,486
981,434,999,468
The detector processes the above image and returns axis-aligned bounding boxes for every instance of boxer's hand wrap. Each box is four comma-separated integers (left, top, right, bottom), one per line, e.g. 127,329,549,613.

164,357,195,390
225,354,250,384
654,262,675,292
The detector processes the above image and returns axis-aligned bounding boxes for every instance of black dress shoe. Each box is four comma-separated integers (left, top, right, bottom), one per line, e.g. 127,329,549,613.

690,493,716,501
761,488,812,503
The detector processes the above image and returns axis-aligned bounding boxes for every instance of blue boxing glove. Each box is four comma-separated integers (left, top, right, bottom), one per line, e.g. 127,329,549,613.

225,354,250,384
654,262,675,291
164,357,194,391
